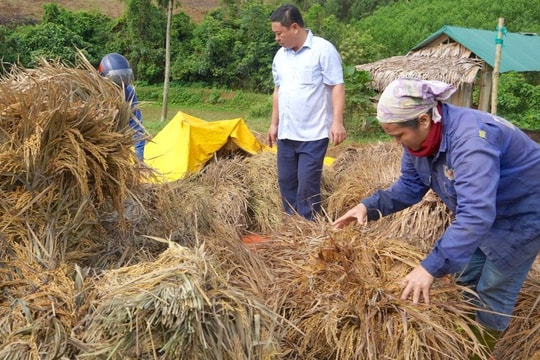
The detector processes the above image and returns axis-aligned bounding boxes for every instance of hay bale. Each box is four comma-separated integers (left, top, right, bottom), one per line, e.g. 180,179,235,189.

377,190,454,251
198,155,251,235
0,262,89,359
326,142,453,251
251,221,493,360
243,152,284,233
136,156,252,249
0,55,145,267
136,177,216,247
325,142,402,219
77,242,282,359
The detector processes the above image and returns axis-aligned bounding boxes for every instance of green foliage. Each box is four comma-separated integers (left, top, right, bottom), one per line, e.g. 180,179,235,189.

173,9,236,85
168,10,196,75
233,4,276,91
9,22,90,66
208,88,224,104
0,0,538,128
0,25,17,66
343,67,380,138
248,99,273,119
2,3,113,67
172,4,276,92
41,3,114,64
497,72,540,129
304,5,339,44
354,0,540,58
122,0,167,84
338,24,386,65
136,85,203,104
135,84,269,111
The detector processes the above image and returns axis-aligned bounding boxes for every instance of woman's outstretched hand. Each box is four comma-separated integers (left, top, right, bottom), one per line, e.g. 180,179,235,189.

332,203,368,229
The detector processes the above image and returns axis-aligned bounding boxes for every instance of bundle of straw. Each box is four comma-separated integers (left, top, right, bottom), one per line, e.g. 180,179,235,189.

325,142,402,219
198,155,251,235
378,190,454,252
0,262,89,359
77,241,282,359
251,221,494,360
243,151,284,233
0,54,144,267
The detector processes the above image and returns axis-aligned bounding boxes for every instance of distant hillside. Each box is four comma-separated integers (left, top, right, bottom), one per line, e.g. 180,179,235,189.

0,0,220,24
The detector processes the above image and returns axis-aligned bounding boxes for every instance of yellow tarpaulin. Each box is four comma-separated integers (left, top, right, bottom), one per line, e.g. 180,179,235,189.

144,111,334,182
145,111,268,182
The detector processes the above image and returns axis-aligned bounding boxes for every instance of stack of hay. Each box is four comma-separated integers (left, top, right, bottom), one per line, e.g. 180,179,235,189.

249,222,494,359
76,241,282,359
0,56,145,357
0,54,538,360
0,56,284,359
0,56,142,266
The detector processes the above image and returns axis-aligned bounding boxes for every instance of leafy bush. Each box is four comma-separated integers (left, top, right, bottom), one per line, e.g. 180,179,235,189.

497,72,540,129
343,66,380,138
0,0,537,126
248,99,272,119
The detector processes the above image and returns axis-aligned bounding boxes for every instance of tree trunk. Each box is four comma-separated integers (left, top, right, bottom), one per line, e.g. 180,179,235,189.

160,0,173,122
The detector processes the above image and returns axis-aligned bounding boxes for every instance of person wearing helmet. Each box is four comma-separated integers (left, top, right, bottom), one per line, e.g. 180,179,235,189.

98,53,145,161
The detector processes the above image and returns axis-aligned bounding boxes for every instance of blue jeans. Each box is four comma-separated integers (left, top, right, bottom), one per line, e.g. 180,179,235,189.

277,138,328,220
456,247,538,331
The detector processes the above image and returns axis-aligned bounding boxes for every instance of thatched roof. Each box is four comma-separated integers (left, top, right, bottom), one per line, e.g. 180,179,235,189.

356,42,483,92
411,25,540,73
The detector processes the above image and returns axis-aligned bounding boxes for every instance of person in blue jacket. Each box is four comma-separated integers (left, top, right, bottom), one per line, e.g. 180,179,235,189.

333,78,540,352
98,53,145,161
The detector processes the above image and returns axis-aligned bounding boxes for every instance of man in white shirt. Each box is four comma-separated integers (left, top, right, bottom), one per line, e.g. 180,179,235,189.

267,4,347,220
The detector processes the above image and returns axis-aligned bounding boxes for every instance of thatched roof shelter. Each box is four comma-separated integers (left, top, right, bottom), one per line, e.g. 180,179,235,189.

356,44,483,108
356,25,540,111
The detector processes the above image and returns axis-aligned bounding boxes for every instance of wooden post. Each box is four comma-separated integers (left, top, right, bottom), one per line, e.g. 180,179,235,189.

478,64,493,112
491,18,504,115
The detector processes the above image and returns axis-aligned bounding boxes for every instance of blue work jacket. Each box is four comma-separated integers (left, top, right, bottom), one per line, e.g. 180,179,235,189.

125,85,145,161
362,103,540,277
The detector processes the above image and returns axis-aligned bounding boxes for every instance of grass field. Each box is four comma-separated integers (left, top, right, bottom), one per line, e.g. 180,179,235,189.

136,85,272,137
135,84,388,145
140,101,270,137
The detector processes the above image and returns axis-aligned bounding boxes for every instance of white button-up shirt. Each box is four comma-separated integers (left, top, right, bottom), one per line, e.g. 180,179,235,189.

272,30,343,141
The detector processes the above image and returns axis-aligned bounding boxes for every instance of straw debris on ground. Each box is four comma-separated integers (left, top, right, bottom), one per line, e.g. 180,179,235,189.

0,54,538,360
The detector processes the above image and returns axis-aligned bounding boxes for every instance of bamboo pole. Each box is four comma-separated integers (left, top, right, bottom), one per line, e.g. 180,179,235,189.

491,17,505,115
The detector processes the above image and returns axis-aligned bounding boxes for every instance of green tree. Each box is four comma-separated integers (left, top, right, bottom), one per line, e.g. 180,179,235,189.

0,25,17,67
41,3,115,64
497,72,540,129
232,4,276,91
169,11,196,82
303,5,341,45
343,66,378,137
353,0,540,59
175,9,239,86
10,22,90,66
119,0,166,83
5,3,113,67
339,25,386,66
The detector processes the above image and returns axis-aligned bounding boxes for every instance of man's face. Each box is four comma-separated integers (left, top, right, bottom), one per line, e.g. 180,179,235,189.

380,119,431,151
271,22,299,50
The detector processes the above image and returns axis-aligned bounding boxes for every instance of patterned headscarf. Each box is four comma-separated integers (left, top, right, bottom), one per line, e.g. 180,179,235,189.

377,78,456,123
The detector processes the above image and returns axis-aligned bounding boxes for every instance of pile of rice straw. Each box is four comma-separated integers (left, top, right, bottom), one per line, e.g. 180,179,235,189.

0,54,538,359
